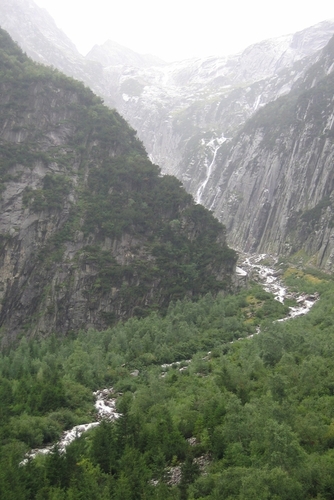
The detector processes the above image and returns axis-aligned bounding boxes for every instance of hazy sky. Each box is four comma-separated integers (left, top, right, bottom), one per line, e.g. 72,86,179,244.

34,0,334,62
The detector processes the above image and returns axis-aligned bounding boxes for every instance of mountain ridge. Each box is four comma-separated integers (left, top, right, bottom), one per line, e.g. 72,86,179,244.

0,28,236,342
1,0,334,270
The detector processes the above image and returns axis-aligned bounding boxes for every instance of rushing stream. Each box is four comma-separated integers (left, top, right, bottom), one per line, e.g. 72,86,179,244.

23,254,319,462
238,253,319,320
21,388,120,465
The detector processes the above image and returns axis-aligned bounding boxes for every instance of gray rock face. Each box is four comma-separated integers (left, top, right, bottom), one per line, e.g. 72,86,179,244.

2,0,334,269
205,37,334,269
0,30,237,343
0,80,109,340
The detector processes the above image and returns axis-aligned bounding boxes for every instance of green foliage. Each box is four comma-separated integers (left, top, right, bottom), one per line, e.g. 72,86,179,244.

3,25,334,499
1,274,334,497
300,197,332,227
0,26,237,331
282,266,331,295
0,141,50,177
23,174,72,212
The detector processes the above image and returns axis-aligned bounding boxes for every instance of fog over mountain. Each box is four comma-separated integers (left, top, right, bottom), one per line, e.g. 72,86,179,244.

1,0,334,271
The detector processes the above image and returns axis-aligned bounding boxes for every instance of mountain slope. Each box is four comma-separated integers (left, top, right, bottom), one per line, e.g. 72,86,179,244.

0,0,117,106
2,1,333,191
2,0,334,269
86,40,165,68
0,28,236,343
0,0,81,69
107,20,334,197
204,35,334,270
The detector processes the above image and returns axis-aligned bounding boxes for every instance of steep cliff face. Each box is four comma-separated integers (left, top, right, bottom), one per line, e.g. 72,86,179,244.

2,0,334,271
204,36,334,270
102,20,334,201
0,29,236,342
2,1,333,200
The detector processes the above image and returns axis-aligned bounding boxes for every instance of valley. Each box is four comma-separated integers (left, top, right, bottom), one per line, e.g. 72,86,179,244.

0,1,334,498
1,252,334,498
19,253,320,469
1,3,334,269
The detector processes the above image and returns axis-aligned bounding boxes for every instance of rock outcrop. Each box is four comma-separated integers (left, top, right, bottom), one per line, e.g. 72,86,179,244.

0,29,236,343
2,0,334,269
204,35,334,270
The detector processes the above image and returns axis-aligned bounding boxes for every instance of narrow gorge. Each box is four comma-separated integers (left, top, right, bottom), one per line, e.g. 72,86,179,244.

1,1,334,273
1,3,334,499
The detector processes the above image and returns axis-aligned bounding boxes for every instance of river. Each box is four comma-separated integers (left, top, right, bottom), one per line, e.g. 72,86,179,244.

238,253,319,320
20,388,120,465
23,254,319,462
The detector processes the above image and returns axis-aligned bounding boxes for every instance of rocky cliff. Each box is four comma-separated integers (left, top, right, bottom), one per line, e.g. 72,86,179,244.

0,29,236,343
99,20,334,199
204,35,334,270
2,0,334,270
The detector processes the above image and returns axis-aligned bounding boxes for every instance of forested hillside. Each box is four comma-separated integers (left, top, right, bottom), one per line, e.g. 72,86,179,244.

0,28,236,342
1,265,334,498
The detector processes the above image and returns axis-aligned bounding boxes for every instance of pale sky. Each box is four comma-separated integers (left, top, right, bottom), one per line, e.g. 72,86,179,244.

34,0,334,62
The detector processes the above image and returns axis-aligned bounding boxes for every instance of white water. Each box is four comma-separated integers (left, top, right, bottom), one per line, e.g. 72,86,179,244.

21,388,120,464
242,253,319,320
232,254,319,341
195,136,226,204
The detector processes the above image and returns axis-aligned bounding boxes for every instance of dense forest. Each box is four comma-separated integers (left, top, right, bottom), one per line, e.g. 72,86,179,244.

1,264,334,499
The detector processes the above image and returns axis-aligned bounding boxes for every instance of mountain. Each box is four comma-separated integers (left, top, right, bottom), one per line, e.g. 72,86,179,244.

1,0,334,270
86,20,334,270
111,20,334,196
0,28,236,343
0,0,80,68
0,0,116,105
86,40,165,68
203,35,334,270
